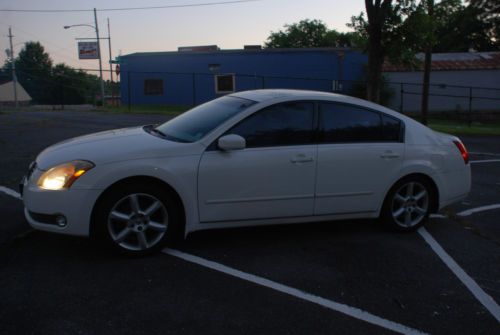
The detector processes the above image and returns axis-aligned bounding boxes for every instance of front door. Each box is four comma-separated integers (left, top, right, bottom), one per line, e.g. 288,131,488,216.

198,101,317,223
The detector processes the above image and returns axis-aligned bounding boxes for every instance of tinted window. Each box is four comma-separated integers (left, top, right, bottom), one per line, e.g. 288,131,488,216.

144,79,163,95
155,96,256,143
382,114,403,141
320,103,383,143
227,102,314,148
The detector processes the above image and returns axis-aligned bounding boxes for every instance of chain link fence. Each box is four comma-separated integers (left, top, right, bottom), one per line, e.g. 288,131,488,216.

121,70,500,122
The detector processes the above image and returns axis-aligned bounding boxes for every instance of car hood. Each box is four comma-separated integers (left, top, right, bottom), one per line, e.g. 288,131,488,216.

36,126,197,170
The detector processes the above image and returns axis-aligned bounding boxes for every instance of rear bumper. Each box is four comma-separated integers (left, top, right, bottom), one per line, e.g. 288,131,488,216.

437,164,471,210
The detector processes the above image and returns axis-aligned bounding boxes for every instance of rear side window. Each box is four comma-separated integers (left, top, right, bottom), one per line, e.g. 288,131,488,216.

227,101,314,148
319,103,403,143
382,114,403,141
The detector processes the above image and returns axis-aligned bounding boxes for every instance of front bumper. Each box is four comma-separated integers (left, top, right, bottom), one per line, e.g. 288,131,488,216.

22,168,101,236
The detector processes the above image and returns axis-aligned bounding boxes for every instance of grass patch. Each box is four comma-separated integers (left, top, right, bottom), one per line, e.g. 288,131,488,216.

100,104,189,116
427,119,500,136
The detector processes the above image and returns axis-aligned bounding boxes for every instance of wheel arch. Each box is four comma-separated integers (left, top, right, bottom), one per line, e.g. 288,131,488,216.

89,175,186,238
382,173,440,214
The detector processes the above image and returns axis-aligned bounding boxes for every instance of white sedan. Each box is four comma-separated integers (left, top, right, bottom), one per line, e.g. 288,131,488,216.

21,90,471,254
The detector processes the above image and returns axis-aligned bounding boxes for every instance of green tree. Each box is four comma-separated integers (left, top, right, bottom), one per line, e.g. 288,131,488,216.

265,19,363,48
15,41,53,103
51,64,88,105
469,0,500,47
432,0,499,52
349,0,420,103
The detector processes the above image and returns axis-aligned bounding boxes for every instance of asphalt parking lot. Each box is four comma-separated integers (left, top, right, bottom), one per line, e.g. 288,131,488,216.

1,110,499,334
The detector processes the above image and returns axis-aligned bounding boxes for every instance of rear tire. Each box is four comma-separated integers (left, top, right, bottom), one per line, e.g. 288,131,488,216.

381,176,433,232
94,182,182,255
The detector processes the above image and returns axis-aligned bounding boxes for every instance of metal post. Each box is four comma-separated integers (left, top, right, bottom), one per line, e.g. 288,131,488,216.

94,8,105,106
8,27,18,108
468,87,473,127
400,83,404,113
107,18,113,84
107,18,114,106
127,71,131,112
192,73,196,106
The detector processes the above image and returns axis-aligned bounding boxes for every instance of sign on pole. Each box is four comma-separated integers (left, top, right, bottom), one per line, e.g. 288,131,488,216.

78,41,99,59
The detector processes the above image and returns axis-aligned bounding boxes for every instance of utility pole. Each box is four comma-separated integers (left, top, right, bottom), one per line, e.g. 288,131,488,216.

93,8,105,105
7,27,18,108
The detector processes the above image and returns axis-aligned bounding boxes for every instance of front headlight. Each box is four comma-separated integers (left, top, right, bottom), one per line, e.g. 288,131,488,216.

37,160,94,190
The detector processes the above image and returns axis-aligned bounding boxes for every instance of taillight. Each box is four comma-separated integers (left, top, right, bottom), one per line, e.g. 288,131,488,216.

453,140,469,164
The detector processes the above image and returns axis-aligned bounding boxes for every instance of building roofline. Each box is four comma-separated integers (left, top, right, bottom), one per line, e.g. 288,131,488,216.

121,47,354,58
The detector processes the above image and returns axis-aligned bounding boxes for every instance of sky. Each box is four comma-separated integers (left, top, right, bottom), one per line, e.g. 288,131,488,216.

0,0,365,80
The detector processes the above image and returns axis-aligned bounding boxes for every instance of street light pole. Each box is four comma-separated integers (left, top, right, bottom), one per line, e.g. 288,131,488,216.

93,8,105,105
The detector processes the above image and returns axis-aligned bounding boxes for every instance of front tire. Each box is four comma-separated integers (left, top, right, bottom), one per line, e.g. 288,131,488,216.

381,177,432,232
94,182,181,255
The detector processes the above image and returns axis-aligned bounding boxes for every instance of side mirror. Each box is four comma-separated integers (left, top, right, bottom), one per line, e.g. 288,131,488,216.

218,134,246,151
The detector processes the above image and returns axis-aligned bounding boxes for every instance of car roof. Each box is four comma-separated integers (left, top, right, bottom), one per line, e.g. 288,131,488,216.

230,89,390,112
231,89,335,102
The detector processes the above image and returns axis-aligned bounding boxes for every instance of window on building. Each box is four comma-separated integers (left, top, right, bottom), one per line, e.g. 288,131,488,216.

144,79,164,95
226,101,315,148
215,74,235,93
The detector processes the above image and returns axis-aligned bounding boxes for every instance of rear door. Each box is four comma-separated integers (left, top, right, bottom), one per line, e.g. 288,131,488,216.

314,102,405,215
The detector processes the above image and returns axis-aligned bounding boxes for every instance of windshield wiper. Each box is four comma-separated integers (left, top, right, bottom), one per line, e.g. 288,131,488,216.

150,127,167,137
143,125,166,138
144,125,188,143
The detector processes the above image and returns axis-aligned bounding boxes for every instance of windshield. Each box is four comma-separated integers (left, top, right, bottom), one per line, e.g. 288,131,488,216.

155,96,256,143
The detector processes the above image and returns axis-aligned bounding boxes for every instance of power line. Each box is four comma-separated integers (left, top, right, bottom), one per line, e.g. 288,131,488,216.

0,0,261,13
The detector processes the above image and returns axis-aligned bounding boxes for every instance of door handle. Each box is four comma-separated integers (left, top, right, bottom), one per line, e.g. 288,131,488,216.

290,154,314,163
380,151,400,159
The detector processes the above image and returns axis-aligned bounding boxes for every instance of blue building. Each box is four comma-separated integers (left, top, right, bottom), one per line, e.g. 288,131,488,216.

119,46,367,106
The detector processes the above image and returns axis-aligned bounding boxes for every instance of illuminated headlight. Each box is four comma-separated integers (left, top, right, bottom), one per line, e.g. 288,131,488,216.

37,160,94,190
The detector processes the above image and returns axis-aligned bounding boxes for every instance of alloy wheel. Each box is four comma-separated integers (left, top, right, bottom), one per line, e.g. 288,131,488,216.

107,193,169,251
391,181,429,228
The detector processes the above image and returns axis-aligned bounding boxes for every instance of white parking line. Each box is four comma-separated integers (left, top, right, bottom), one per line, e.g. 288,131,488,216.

457,204,500,217
163,248,427,335
418,228,500,323
470,159,500,164
0,186,21,200
469,152,500,157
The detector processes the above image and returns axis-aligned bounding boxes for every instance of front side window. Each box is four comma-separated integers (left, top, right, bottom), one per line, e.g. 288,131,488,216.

319,103,403,143
144,79,163,95
227,101,314,148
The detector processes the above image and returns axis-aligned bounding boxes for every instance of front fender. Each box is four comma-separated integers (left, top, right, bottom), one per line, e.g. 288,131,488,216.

74,155,201,235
